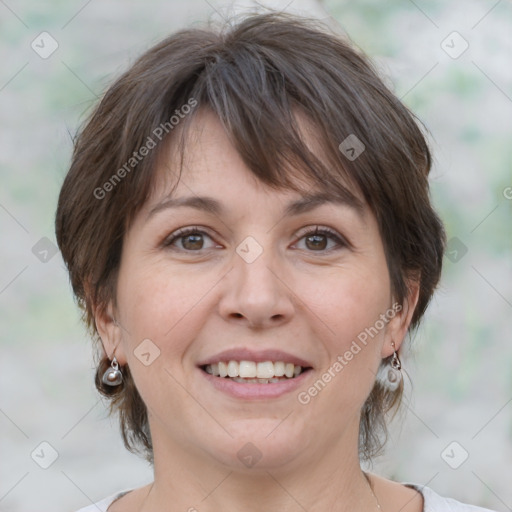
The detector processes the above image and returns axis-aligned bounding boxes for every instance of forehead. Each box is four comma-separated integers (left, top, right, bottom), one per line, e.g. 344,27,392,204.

149,108,366,210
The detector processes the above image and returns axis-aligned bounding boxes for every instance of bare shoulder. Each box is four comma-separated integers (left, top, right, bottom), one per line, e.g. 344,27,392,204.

107,484,152,512
367,472,424,512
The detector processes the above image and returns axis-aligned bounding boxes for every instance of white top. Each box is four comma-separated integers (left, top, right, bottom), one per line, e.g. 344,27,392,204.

73,482,499,511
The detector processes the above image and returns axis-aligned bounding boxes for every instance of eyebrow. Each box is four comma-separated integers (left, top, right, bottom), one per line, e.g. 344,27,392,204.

146,190,365,221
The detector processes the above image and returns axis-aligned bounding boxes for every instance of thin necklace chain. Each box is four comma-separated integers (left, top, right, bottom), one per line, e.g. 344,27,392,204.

363,471,382,510
138,474,382,511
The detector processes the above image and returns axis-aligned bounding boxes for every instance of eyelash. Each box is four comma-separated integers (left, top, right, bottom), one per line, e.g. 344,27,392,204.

162,225,348,253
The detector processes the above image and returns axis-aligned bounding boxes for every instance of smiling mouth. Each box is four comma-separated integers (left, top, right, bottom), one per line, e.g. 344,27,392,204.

200,360,313,384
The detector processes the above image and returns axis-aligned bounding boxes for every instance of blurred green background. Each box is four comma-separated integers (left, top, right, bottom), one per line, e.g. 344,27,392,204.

1,0,511,510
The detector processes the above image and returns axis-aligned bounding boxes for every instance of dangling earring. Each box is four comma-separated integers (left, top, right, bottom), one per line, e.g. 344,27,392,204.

376,341,402,391
102,356,123,386
386,341,402,391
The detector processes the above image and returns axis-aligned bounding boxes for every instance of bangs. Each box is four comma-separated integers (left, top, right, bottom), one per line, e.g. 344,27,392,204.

117,14,428,235
148,66,366,217
139,15,428,231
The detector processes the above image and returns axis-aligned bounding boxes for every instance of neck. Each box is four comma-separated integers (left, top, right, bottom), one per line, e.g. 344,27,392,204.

140,416,380,512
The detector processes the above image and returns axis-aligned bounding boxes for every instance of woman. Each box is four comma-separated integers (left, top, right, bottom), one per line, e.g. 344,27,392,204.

56,11,497,512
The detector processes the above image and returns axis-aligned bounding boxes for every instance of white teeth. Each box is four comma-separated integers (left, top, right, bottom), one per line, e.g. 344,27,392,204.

256,361,274,379
284,363,295,378
239,361,257,378
203,360,307,380
227,361,238,378
218,361,228,378
274,361,285,377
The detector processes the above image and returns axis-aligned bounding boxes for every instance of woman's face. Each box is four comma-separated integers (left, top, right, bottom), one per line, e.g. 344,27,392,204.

97,109,416,472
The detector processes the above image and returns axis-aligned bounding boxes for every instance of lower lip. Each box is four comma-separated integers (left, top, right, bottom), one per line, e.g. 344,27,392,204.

198,367,313,400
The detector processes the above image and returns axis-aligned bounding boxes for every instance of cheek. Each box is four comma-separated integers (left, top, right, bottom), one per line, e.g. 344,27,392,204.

297,269,391,413
115,259,216,353
303,260,391,348
113,263,206,404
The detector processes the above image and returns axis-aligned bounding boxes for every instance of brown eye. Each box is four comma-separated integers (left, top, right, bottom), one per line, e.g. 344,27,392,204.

295,226,347,252
181,233,205,250
163,227,217,252
305,233,328,251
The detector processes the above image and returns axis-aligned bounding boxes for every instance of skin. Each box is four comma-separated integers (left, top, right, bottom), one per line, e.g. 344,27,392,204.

95,109,423,512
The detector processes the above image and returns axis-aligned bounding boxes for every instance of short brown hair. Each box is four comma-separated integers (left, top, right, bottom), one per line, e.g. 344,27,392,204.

55,11,446,464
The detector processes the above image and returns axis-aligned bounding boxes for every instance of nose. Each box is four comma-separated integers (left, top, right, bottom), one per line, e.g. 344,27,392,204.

218,242,295,329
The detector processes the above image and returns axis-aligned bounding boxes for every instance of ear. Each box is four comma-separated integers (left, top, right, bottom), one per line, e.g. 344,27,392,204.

94,300,127,365
381,279,420,358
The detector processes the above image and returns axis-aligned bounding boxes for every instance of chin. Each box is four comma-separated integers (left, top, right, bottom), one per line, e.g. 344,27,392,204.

206,421,308,471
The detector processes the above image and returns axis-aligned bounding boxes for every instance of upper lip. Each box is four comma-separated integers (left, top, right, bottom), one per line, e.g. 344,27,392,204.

197,348,314,368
